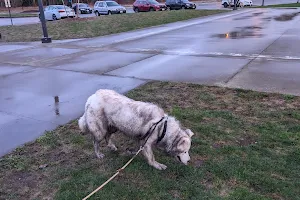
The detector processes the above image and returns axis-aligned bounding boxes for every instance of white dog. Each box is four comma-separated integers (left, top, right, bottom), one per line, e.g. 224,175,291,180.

78,89,194,170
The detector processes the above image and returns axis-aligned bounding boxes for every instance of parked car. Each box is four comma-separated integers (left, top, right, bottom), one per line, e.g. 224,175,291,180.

72,3,93,14
39,5,75,21
165,0,196,10
133,0,167,12
94,1,126,16
222,0,252,8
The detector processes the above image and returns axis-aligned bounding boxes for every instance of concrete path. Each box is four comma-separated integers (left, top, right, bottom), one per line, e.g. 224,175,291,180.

1,8,300,156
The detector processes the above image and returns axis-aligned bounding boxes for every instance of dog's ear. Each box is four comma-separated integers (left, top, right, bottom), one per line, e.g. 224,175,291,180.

185,129,194,137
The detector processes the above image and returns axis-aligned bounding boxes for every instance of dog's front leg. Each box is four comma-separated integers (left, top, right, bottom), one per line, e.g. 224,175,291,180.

142,144,167,170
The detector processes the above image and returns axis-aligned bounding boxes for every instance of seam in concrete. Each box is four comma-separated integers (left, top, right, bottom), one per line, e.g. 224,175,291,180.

101,73,156,82
6,53,158,77
0,49,90,67
0,68,38,79
102,53,159,75
0,110,58,124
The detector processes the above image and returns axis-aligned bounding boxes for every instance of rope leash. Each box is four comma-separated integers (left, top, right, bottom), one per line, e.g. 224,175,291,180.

82,146,144,200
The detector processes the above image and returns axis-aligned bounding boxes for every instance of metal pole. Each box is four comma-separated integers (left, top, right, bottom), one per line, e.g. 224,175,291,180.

37,0,52,43
62,0,69,18
233,0,237,10
8,7,13,26
77,0,79,18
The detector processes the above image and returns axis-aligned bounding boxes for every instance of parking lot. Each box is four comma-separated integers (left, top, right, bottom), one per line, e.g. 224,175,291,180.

0,2,224,27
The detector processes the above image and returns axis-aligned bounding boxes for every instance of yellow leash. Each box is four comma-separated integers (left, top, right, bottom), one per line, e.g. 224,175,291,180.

82,146,144,200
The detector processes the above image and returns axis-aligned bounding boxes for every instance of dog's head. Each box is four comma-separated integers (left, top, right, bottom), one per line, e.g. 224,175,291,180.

171,129,194,165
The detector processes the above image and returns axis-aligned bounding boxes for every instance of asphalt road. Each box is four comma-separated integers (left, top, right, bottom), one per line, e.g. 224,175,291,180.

1,8,300,156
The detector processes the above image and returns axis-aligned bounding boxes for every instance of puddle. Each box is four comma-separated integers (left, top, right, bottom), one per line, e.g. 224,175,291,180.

252,12,264,16
234,15,252,20
274,12,300,21
239,26,263,30
212,26,263,39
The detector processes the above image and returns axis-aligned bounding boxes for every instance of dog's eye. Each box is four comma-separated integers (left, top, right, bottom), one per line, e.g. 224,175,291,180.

184,152,187,154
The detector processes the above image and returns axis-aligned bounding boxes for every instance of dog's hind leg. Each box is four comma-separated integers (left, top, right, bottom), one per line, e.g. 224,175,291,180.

105,126,118,151
89,120,107,159
93,136,105,159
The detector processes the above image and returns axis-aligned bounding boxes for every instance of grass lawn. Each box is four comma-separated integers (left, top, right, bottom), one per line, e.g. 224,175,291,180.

0,13,37,18
0,10,226,42
255,3,300,8
1,82,300,200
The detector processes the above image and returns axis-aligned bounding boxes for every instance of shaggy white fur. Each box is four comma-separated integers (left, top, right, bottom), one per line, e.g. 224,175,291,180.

79,89,194,170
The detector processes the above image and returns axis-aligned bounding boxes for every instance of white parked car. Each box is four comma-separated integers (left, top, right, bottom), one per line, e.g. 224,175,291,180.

40,5,76,21
221,0,252,8
94,1,126,16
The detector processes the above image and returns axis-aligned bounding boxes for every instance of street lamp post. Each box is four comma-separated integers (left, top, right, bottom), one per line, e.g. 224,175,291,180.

37,0,52,43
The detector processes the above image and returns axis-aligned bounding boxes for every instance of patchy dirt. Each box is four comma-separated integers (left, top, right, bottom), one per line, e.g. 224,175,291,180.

194,159,205,168
237,135,257,147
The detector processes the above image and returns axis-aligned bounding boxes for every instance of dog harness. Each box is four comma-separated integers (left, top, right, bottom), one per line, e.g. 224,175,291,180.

140,116,168,144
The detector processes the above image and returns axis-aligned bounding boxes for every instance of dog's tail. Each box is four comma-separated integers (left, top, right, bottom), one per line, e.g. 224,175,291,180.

78,114,88,133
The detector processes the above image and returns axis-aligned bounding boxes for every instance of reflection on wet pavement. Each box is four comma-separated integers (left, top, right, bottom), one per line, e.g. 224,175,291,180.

212,26,263,39
274,12,300,21
234,15,253,20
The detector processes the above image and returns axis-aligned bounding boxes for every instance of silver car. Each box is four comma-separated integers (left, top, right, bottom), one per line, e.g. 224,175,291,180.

94,1,126,16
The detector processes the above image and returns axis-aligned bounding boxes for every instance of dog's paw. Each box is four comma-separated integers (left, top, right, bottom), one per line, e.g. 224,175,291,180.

158,163,167,170
153,162,167,170
96,153,105,159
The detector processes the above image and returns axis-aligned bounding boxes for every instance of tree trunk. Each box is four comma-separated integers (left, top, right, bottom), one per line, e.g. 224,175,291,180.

262,0,264,6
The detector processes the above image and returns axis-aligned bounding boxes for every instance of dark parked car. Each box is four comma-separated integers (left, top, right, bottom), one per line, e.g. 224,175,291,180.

165,0,196,10
72,3,93,14
133,0,167,12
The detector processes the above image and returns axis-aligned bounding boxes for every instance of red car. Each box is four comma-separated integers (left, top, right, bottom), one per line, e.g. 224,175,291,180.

133,0,167,12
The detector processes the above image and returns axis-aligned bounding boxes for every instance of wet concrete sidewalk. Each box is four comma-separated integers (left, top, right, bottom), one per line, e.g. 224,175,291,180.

1,8,300,156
